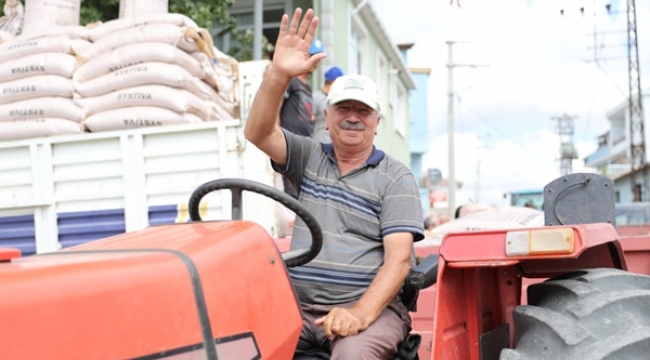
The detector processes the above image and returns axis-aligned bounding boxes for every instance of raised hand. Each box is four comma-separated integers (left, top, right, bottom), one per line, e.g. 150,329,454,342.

271,8,327,80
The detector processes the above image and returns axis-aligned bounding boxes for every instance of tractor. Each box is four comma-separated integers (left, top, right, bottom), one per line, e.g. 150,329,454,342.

1,173,650,359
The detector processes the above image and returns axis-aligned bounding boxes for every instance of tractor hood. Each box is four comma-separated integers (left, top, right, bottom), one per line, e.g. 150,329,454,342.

0,221,302,360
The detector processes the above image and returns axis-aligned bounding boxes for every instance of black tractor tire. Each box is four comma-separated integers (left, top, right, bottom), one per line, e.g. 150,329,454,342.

500,268,650,360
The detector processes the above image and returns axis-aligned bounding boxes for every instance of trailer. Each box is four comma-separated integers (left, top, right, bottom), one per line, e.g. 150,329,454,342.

0,60,277,255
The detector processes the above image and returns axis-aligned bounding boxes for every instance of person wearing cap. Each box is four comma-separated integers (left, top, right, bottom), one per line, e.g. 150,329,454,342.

312,65,344,144
244,8,424,359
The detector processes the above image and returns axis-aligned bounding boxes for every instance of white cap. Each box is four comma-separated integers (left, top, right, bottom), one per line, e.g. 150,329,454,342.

326,75,380,111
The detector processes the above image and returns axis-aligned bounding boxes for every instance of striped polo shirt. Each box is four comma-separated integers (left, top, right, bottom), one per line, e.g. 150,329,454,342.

272,130,425,305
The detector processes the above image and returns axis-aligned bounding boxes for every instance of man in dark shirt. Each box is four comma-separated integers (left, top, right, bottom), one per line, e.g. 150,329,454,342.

280,76,315,137
279,38,323,198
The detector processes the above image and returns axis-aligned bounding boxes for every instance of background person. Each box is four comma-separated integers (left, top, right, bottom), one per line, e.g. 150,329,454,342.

277,38,324,201
312,65,344,144
274,38,324,236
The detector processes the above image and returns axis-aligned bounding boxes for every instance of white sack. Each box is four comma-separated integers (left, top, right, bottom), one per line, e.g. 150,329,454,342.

22,0,80,31
0,52,77,83
89,13,197,42
0,30,13,43
21,25,90,40
76,24,202,62
74,62,219,100
191,49,237,102
0,118,82,141
75,84,216,120
0,75,74,104
119,0,168,19
83,106,202,132
0,96,84,122
74,42,204,83
0,0,24,36
0,35,71,64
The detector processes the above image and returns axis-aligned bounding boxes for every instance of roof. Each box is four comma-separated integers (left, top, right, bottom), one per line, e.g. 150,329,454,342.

355,0,416,90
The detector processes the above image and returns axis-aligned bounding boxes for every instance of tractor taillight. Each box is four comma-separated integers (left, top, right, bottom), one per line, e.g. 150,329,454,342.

505,228,574,256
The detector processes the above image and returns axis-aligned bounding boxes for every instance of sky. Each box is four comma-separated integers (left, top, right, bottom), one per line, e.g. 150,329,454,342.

371,0,650,207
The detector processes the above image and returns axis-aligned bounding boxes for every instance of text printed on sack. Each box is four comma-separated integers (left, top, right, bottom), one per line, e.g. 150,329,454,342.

11,65,46,74
7,41,38,51
108,61,145,73
3,85,37,94
10,109,45,117
123,119,163,127
117,93,152,100
115,66,148,77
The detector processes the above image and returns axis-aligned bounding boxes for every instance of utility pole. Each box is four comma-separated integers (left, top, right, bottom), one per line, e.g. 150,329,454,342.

583,1,645,199
446,41,487,217
446,41,456,218
552,114,579,176
252,0,263,60
474,149,481,203
474,135,488,203
625,0,645,171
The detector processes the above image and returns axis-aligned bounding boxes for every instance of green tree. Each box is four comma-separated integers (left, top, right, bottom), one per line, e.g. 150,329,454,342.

77,0,254,60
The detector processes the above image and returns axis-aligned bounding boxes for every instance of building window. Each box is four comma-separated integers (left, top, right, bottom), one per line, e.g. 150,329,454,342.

394,82,407,136
634,183,643,202
212,7,284,59
377,55,387,111
349,16,366,75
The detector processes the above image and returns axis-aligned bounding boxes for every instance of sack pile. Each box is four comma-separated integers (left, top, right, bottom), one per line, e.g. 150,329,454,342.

0,28,91,140
73,13,238,132
0,0,239,141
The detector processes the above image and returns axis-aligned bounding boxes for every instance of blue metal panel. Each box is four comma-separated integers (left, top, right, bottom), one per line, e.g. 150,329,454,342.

1,205,184,255
148,204,182,225
0,214,36,256
584,145,610,168
58,209,126,249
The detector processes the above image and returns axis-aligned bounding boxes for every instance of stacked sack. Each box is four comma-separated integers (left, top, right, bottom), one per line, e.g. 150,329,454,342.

0,25,90,140
73,13,239,132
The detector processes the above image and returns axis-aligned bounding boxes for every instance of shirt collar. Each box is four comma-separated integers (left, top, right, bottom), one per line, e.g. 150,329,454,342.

321,143,385,167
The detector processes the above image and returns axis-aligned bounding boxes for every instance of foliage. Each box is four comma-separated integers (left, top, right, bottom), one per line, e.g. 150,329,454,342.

79,0,120,25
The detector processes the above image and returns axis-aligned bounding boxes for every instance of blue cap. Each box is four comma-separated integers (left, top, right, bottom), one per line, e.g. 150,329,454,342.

309,39,323,55
324,66,344,82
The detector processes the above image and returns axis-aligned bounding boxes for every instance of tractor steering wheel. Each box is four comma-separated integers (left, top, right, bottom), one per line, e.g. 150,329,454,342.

188,178,323,268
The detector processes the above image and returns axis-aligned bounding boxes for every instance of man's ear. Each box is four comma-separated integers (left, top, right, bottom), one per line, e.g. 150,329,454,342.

375,114,381,134
324,108,329,130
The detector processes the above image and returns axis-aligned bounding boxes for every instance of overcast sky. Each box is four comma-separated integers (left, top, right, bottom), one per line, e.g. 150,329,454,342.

371,0,649,206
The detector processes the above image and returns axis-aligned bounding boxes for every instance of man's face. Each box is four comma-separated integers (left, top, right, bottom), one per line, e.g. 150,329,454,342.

325,100,380,149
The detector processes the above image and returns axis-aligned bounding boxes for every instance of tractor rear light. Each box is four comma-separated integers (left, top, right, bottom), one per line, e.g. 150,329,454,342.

505,228,574,256
0,247,20,262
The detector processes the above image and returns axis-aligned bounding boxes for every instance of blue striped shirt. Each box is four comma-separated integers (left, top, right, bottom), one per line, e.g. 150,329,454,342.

273,130,424,304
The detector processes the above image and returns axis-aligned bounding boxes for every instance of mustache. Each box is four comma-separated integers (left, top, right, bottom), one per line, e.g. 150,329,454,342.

340,120,366,130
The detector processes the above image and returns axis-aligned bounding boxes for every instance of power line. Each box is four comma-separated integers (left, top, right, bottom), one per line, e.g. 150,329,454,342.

455,96,536,157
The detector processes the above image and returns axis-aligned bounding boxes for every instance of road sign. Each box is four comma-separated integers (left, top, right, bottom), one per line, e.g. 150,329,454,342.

428,168,442,184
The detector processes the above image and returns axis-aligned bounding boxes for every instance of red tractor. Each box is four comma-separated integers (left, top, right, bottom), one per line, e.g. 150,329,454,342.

1,173,650,359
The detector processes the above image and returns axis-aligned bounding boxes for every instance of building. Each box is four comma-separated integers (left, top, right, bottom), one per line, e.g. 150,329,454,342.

584,91,650,202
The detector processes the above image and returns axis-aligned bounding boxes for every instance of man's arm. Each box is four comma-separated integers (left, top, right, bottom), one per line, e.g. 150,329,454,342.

315,232,413,338
243,8,325,166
